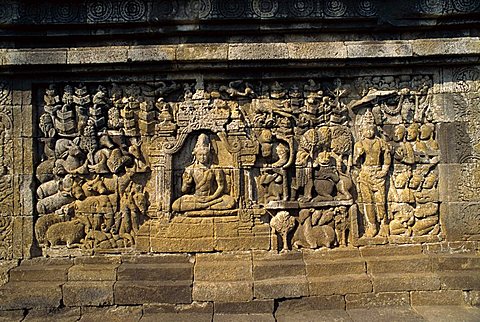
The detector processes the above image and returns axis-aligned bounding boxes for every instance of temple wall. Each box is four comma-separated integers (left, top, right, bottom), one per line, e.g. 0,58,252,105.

0,0,479,318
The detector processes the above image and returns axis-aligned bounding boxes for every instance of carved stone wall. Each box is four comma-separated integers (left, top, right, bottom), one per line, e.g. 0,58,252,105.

29,73,448,254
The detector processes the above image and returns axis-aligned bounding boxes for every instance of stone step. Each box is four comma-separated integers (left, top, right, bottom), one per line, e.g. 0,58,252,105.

371,272,441,292
365,255,432,274
254,276,309,299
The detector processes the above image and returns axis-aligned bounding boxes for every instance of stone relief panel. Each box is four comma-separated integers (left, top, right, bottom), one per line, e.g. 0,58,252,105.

0,81,14,259
34,75,442,253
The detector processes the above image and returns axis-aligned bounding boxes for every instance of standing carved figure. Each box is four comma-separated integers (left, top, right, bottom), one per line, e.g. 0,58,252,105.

353,112,391,238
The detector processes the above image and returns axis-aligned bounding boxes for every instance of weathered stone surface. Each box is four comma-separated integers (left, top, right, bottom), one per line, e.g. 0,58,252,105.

229,43,288,60
372,273,440,292
0,260,17,286
67,47,128,64
194,253,253,302
63,281,114,307
23,307,81,322
366,256,432,274
4,49,67,65
68,264,118,281
117,255,193,281
413,38,480,56
141,302,213,322
214,314,275,322
438,271,480,290
411,290,466,306
128,45,176,62
346,41,413,58
308,274,373,296
0,282,63,310
413,306,480,322
253,251,308,299
345,292,410,309
287,42,347,59
9,258,72,282
177,44,228,61
79,306,143,322
347,307,425,322
277,309,352,322
276,295,346,314
0,310,24,322
114,280,192,305
214,300,274,315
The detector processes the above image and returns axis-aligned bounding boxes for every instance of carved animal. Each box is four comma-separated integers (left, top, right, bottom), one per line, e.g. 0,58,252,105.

292,209,336,249
45,219,86,248
36,158,55,183
37,180,59,199
35,213,64,244
36,192,74,215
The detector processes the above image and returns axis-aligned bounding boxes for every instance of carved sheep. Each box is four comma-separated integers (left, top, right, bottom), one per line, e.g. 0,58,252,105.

45,219,86,248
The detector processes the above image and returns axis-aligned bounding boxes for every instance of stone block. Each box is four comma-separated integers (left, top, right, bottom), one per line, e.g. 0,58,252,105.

287,42,347,59
275,295,345,314
80,306,143,322
346,41,412,58
177,44,228,61
142,302,213,322
68,46,128,65
309,274,372,296
114,280,192,305
413,306,480,322
117,262,192,281
431,254,480,271
214,300,274,314
128,45,176,62
303,248,361,260
253,251,305,280
276,309,351,322
305,258,366,277
413,38,480,56
195,253,252,282
252,251,308,299
68,264,118,281
372,273,440,292
10,258,72,282
467,290,480,306
24,307,81,322
0,259,18,286
411,290,466,306
347,307,424,322
438,271,480,290
0,310,24,322
63,281,114,307
4,49,67,65
214,314,275,322
74,256,121,265
360,245,423,257
443,202,480,241
345,292,410,309
254,277,309,299
193,281,253,302
366,255,432,274
229,43,288,60
0,281,63,310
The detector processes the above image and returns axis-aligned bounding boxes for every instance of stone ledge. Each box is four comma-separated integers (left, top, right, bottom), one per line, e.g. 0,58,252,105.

1,38,479,67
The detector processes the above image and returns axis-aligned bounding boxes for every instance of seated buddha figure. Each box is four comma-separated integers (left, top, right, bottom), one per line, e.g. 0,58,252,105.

172,134,236,212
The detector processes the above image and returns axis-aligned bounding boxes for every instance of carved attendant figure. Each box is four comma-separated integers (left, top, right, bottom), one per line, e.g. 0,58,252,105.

353,112,391,238
172,134,235,212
